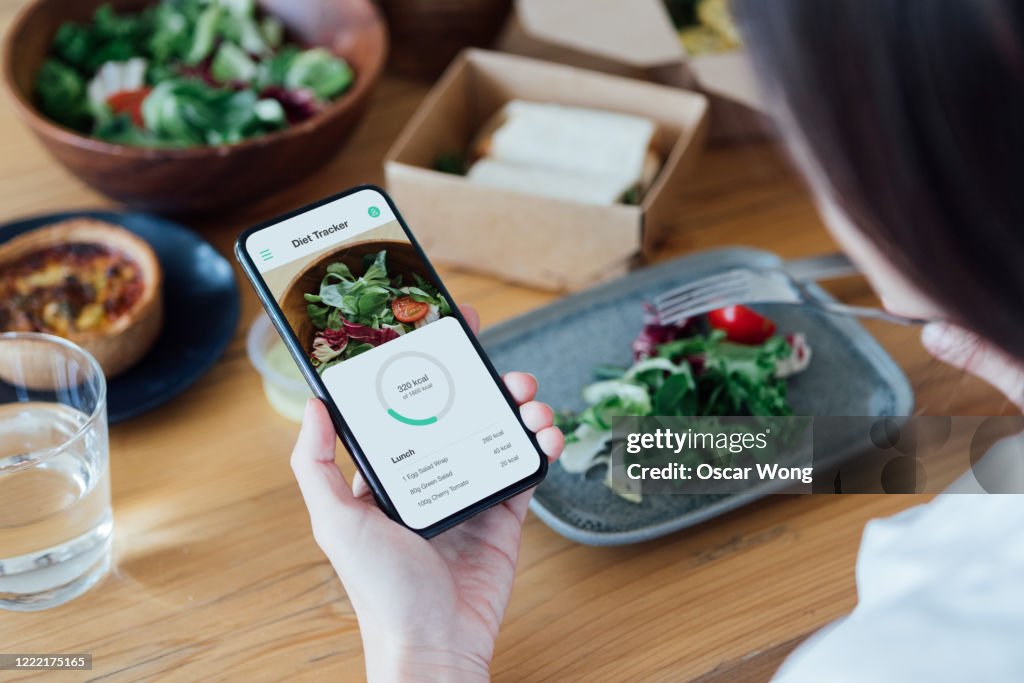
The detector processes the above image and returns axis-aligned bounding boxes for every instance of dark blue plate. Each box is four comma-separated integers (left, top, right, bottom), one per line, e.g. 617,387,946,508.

0,211,239,423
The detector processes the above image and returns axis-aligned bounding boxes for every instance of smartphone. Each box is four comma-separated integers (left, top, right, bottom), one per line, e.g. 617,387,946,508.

235,185,547,537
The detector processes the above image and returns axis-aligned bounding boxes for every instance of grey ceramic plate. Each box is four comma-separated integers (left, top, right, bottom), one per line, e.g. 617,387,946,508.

479,248,914,546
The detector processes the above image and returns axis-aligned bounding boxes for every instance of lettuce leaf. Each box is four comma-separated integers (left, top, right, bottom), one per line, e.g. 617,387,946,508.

284,48,353,100
141,78,284,145
184,3,222,65
211,42,257,84
35,59,90,130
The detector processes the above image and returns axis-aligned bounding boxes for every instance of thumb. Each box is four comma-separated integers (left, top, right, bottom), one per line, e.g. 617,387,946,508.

291,399,364,541
922,323,1024,410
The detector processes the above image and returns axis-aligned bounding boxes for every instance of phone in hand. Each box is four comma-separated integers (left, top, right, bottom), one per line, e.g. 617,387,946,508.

235,185,547,537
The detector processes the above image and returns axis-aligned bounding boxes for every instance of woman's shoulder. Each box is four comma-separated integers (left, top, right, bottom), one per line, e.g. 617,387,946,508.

776,490,1024,681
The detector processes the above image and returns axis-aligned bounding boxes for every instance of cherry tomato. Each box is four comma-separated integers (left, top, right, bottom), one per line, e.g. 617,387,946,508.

707,305,776,344
391,296,430,323
106,88,152,128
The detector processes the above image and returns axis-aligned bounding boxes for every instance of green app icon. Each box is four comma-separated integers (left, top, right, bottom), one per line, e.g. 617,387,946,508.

368,206,381,218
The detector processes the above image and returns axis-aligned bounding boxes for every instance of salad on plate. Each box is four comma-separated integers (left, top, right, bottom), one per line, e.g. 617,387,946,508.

555,303,811,501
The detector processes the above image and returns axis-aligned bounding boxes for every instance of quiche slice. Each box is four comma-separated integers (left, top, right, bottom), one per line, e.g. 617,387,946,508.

0,219,162,377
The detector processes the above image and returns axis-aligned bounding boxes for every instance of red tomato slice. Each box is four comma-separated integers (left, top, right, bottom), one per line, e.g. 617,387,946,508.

707,305,777,344
106,87,152,128
392,296,430,323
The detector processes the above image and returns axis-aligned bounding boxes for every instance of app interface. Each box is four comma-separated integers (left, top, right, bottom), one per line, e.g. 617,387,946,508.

247,189,541,529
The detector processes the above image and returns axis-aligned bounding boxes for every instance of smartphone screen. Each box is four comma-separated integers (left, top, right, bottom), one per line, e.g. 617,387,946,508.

237,186,545,533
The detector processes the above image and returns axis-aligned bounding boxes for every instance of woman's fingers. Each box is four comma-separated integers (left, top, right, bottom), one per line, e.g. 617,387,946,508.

505,376,562,458
504,371,538,405
536,426,565,462
291,399,364,541
520,400,553,432
460,304,480,335
922,323,1024,409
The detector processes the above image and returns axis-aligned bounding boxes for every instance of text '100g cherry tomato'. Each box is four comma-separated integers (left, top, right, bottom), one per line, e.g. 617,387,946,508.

708,305,776,344
391,296,430,323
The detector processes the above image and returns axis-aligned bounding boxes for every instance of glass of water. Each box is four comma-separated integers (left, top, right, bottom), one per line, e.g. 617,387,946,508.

0,333,111,611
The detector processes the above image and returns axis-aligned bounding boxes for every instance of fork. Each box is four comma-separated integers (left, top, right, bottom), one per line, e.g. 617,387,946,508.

652,262,929,327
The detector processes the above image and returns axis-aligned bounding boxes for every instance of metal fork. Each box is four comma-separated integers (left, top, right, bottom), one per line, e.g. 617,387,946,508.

652,261,929,327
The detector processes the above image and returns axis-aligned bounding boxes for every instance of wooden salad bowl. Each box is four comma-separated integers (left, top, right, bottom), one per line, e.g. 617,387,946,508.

1,0,387,214
377,0,512,79
280,240,431,357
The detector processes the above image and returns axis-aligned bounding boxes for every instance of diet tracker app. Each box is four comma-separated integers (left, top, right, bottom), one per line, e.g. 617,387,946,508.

246,189,540,529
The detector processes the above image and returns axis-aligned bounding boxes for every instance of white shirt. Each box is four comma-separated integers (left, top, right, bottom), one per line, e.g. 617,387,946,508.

775,445,1024,681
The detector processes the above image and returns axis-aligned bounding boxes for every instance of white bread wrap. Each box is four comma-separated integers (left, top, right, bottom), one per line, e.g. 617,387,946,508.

468,101,661,206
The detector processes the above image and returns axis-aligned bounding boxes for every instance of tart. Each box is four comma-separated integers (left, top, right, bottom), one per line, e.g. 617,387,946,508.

0,219,163,377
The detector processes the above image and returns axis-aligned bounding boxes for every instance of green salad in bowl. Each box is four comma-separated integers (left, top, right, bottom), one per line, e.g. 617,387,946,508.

35,0,355,147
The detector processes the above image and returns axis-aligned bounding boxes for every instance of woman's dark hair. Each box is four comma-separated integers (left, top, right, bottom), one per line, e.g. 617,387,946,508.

736,0,1024,360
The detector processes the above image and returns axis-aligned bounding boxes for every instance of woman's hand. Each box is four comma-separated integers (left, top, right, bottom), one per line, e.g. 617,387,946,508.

922,322,1024,411
290,306,564,683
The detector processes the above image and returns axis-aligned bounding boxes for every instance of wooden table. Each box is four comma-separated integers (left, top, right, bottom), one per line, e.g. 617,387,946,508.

0,2,1015,679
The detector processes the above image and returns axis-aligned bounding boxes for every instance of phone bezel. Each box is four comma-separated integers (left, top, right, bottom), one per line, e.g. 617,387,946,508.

235,184,548,538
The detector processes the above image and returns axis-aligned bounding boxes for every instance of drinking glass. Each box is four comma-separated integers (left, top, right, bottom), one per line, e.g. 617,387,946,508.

0,333,111,611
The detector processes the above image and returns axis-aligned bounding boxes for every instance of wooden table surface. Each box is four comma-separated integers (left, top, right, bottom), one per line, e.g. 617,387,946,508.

0,1,1015,679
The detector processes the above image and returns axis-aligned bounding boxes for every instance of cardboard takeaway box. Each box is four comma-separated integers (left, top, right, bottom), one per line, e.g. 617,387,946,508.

498,0,767,140
384,49,708,291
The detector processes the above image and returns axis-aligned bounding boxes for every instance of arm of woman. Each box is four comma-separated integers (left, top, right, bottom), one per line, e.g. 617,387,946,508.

290,305,563,683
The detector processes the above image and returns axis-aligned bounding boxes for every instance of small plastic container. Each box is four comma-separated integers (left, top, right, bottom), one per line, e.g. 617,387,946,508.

246,315,311,423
